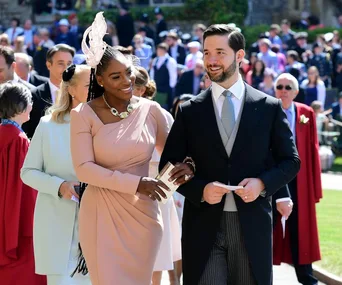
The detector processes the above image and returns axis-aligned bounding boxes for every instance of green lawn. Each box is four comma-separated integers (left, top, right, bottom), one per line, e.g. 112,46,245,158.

315,190,342,277
330,156,342,173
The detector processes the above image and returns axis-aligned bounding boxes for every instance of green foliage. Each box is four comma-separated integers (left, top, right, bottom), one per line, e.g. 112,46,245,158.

241,25,269,49
77,0,249,26
316,190,342,277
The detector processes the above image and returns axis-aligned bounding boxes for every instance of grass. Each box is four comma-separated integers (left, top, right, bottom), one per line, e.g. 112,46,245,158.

315,190,342,277
330,156,342,173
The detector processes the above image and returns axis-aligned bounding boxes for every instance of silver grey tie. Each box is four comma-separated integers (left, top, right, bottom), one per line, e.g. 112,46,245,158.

221,90,235,138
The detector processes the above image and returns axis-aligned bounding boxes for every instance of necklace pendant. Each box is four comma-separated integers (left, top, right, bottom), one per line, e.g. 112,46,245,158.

110,108,119,117
119,112,129,119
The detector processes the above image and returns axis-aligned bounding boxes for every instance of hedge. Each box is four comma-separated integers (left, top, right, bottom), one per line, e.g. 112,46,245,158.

76,4,342,49
77,0,248,27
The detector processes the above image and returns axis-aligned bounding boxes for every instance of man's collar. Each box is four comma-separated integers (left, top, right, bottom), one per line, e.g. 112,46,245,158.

211,75,245,101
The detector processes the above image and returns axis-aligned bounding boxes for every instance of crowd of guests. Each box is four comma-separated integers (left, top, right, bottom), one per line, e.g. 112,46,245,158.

0,8,341,285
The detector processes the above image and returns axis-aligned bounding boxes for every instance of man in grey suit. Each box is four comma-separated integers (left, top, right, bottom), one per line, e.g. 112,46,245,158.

160,24,300,285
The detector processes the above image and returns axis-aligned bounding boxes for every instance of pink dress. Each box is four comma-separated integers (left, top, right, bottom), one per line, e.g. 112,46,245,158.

70,97,170,285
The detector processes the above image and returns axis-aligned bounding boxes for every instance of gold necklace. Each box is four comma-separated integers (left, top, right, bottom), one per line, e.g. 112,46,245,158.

102,94,133,119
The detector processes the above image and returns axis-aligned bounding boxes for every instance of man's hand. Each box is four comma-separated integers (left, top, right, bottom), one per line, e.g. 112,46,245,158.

203,182,230,205
276,200,293,220
235,178,265,203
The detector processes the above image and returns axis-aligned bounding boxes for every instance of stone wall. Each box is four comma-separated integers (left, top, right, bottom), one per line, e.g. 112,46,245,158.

0,0,33,28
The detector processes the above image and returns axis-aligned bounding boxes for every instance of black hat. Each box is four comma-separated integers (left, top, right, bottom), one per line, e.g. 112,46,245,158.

154,7,163,15
258,32,269,39
140,13,149,23
312,42,322,49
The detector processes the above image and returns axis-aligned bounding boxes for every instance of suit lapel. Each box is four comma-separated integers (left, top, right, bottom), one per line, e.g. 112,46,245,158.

196,89,229,159
230,85,266,160
40,82,52,105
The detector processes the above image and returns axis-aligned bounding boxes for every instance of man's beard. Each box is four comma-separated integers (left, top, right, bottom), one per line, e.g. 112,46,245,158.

206,59,236,83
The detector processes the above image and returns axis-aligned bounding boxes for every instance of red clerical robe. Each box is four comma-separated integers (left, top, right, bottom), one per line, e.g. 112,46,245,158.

0,125,46,285
273,102,322,265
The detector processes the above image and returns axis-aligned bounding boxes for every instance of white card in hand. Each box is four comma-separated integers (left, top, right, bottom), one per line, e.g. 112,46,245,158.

156,162,179,204
281,216,286,238
213,182,244,191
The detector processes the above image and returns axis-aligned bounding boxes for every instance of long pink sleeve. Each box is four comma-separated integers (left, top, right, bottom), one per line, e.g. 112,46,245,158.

70,105,141,195
150,102,172,156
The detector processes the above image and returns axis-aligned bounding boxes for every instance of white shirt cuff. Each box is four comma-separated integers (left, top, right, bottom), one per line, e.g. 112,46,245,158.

276,197,292,203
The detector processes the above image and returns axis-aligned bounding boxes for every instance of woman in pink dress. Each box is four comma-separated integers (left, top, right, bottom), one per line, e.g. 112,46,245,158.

70,13,193,285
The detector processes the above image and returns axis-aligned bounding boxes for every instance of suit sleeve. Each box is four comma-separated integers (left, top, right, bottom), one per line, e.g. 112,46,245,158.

258,100,301,196
159,104,209,207
70,107,141,195
21,119,65,199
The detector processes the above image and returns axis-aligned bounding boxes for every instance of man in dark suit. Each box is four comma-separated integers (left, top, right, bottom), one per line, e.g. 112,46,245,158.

160,25,300,285
332,92,342,119
22,44,74,138
116,6,135,48
176,59,204,97
137,13,155,41
154,7,167,45
166,31,187,65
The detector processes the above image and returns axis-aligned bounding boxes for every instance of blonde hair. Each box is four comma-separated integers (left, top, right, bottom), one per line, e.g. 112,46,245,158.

134,66,156,100
48,65,90,123
14,36,25,53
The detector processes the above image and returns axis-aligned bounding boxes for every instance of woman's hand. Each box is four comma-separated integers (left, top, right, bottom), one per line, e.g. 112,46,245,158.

168,162,194,186
58,181,80,200
137,177,170,201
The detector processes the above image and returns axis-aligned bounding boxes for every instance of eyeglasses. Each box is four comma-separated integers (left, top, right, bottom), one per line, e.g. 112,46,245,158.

276,85,292,90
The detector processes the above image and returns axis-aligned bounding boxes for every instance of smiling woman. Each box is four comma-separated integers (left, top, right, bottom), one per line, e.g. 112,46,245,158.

69,12,193,285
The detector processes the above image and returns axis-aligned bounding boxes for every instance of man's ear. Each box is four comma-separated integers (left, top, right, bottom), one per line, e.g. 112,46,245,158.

46,60,51,71
236,49,246,64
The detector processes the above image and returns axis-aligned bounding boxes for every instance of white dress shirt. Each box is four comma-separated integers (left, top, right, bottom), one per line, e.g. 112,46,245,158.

150,54,178,88
211,76,245,120
170,44,178,60
283,102,296,141
48,79,59,104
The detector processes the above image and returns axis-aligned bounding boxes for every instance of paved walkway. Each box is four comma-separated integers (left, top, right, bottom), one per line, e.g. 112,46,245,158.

322,173,342,190
160,172,340,284
161,264,324,284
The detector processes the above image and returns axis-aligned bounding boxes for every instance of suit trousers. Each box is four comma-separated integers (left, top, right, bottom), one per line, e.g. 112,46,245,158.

198,212,257,285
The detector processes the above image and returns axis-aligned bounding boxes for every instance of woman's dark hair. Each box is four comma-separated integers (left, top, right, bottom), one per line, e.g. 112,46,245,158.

252,59,265,76
0,82,32,119
203,24,245,53
171,94,196,119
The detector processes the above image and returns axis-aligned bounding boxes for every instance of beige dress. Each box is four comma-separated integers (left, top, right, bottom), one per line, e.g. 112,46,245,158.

70,97,170,285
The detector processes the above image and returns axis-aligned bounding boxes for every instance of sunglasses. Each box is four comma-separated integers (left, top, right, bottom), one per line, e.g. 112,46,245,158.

276,85,292,90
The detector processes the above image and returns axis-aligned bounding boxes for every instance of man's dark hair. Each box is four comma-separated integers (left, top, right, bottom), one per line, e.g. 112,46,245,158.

0,46,15,67
203,24,245,53
46,44,75,63
11,17,20,26
0,82,32,119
